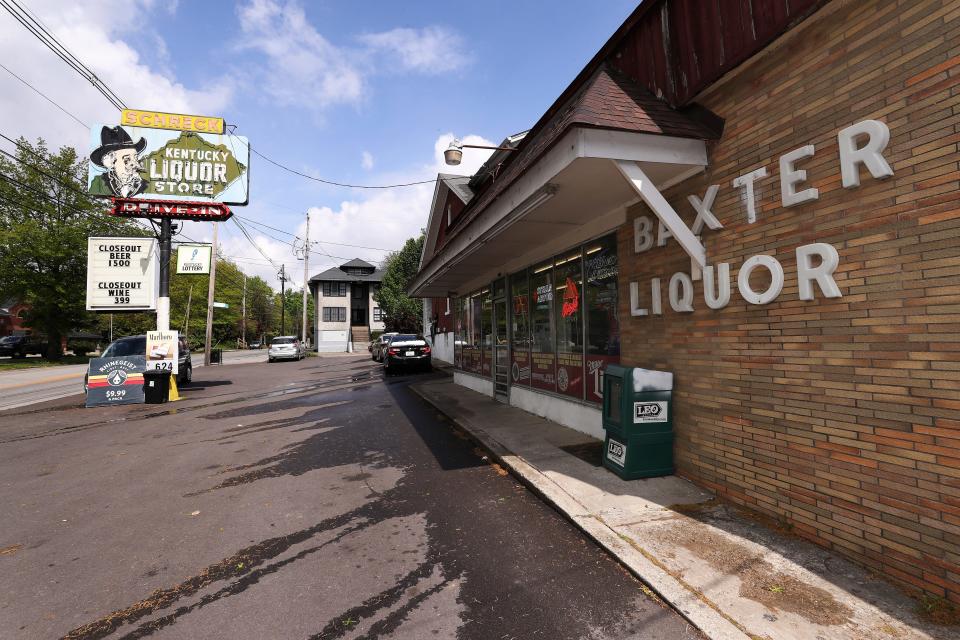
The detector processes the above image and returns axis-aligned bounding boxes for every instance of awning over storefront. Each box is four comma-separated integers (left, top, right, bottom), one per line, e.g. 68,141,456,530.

411,65,721,298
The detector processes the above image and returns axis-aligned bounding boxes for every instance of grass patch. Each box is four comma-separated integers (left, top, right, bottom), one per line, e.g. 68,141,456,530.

917,594,960,626
0,355,91,371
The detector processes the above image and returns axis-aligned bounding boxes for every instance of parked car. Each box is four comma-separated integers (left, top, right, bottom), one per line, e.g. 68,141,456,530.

370,332,398,362
83,334,192,392
0,334,47,359
248,340,262,349
268,336,306,362
382,334,431,374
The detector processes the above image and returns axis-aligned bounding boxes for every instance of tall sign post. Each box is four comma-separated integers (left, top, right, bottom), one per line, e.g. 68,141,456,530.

302,211,310,348
204,222,219,366
84,110,248,405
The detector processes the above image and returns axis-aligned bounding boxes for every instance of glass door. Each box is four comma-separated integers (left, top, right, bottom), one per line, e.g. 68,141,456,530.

493,281,510,403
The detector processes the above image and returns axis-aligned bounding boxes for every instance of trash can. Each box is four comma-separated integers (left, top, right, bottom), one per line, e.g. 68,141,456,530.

601,365,674,479
142,369,171,404
211,348,222,364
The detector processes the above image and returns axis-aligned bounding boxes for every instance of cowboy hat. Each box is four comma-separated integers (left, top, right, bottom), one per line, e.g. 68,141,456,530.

90,125,147,167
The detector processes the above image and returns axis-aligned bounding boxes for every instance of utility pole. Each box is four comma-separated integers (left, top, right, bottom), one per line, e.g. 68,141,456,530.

302,211,310,348
279,264,286,335
204,222,219,366
184,285,193,336
242,274,247,348
157,218,172,331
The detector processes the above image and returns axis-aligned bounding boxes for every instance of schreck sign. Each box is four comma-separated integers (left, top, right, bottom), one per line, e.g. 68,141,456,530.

86,237,159,311
87,124,250,205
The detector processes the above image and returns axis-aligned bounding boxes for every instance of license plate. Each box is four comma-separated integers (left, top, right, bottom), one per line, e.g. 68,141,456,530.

405,350,415,356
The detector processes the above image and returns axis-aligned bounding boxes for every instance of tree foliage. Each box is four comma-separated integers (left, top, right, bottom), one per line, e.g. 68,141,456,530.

0,138,146,358
374,233,424,333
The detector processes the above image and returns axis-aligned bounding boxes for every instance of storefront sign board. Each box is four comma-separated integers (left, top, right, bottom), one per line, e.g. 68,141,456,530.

85,356,146,407
121,109,225,134
87,124,249,205
176,244,212,274
146,330,178,375
86,237,159,311
112,198,233,221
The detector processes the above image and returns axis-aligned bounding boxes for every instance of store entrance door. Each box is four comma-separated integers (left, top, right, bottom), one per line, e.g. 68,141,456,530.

493,297,509,403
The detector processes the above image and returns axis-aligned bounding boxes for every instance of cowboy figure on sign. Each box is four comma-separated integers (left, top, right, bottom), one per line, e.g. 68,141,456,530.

89,125,148,197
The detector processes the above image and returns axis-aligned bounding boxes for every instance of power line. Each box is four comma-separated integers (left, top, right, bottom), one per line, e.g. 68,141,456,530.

233,214,397,252
0,0,127,111
249,145,435,189
0,61,88,128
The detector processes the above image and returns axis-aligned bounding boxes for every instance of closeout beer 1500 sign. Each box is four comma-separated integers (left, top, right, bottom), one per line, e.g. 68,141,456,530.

85,237,159,311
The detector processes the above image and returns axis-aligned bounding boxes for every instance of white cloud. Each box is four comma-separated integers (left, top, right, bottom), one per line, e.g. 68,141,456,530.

0,0,233,151
237,0,364,110
205,131,496,290
358,26,470,74
361,151,374,170
237,0,470,111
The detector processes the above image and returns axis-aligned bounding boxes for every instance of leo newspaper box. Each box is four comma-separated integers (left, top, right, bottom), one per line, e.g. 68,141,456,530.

601,365,674,480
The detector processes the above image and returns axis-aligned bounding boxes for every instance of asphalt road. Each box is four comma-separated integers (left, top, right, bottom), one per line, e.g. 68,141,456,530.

0,354,699,639
0,350,268,411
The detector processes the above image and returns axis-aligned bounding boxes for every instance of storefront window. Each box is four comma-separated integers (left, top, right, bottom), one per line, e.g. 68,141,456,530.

454,296,465,368
530,260,555,392
584,234,620,402
510,270,531,387
554,249,583,399
481,288,492,376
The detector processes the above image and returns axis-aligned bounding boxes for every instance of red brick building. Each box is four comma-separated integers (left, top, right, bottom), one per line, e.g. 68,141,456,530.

413,0,960,602
0,299,29,337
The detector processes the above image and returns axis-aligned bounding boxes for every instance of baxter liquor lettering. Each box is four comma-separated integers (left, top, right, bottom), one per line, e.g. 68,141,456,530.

630,119,893,315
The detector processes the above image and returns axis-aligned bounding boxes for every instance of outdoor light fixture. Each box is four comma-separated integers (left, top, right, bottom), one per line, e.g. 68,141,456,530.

444,138,518,166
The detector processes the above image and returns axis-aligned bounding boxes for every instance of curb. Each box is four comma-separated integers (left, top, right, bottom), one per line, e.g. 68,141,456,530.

409,382,751,640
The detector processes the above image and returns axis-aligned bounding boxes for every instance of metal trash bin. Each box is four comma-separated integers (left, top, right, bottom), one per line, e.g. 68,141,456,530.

142,369,171,404
601,365,674,479
211,348,222,364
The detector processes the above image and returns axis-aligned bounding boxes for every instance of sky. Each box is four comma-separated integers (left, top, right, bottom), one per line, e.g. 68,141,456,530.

0,0,638,290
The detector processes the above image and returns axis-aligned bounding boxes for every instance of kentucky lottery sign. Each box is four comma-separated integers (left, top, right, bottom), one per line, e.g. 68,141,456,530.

87,124,249,205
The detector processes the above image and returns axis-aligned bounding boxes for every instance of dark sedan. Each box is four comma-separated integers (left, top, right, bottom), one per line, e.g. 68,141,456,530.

382,334,431,373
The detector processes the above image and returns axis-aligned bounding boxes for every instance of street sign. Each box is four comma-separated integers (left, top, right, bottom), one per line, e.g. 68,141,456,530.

87,124,250,205
213,302,229,309
176,244,212,274
85,356,146,407
121,109,225,134
146,330,179,375
86,237,159,311
112,198,233,221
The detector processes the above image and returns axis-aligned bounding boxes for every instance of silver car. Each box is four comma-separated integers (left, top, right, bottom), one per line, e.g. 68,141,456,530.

268,336,306,362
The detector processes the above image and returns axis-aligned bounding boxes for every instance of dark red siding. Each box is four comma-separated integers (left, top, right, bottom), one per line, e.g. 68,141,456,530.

434,189,467,253
610,0,826,106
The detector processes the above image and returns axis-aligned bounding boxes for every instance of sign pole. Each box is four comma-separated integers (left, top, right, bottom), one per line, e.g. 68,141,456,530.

204,222,219,366
302,211,309,348
157,218,172,331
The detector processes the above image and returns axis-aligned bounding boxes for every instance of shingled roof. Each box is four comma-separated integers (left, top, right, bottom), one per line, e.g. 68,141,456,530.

436,63,718,260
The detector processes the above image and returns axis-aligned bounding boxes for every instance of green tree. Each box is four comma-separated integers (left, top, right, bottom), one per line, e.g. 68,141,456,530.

374,234,424,332
0,138,146,359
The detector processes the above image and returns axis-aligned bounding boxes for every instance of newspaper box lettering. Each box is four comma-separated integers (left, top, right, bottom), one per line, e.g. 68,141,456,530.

633,401,668,423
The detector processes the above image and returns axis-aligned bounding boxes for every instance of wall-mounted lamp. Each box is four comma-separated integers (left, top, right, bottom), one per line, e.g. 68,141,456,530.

444,139,517,166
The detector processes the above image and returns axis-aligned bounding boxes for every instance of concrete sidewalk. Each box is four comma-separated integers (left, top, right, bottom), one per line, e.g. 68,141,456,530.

411,376,954,640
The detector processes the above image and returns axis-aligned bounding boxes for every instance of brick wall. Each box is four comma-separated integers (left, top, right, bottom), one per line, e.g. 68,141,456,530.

617,0,960,601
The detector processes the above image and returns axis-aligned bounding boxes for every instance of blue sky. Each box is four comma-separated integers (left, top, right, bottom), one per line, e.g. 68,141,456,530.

0,0,638,287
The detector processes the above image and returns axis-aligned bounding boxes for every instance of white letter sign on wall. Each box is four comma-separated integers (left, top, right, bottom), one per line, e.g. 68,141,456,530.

780,145,819,207
838,120,893,188
737,255,784,305
732,167,768,223
86,237,159,311
669,272,695,312
634,216,654,253
796,243,842,300
703,263,731,309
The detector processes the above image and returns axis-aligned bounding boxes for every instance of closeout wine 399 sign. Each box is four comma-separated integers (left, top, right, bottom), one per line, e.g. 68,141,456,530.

85,237,159,311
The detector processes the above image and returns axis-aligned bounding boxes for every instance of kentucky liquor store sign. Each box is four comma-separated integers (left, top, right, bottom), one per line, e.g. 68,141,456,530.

87,123,249,205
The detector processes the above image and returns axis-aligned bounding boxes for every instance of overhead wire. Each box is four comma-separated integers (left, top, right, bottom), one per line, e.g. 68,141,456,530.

0,61,88,128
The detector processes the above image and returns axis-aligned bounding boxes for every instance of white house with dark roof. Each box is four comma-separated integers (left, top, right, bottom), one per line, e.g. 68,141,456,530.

308,258,385,352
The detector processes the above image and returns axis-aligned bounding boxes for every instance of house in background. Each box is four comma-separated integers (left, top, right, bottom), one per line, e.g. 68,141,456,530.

308,258,385,352
0,298,29,337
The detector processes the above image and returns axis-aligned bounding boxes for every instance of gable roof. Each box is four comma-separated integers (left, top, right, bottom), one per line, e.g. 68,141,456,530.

309,265,383,283
339,258,376,270
438,174,474,205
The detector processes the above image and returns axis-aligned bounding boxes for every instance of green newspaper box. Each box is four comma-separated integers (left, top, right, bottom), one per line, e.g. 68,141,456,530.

601,365,674,479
